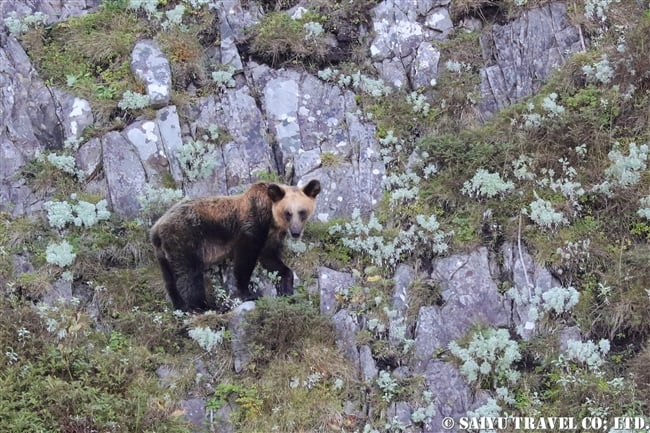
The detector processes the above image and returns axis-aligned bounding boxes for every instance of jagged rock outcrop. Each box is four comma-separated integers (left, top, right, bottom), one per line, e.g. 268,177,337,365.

478,2,584,117
319,244,571,431
370,0,452,90
0,36,64,215
182,85,274,197
414,248,510,372
246,62,385,219
0,1,584,219
0,0,100,24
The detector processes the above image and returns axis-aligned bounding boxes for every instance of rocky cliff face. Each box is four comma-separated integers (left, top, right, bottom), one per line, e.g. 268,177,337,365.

1,0,582,219
3,1,649,432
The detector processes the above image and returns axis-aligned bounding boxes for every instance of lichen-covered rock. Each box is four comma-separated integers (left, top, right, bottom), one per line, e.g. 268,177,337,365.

500,241,561,339
369,0,450,90
478,2,584,117
359,345,378,382
318,267,355,316
332,309,360,370
213,0,262,71
155,106,185,184
230,301,256,374
422,360,489,433
392,264,415,314
0,0,100,26
183,85,274,197
102,131,147,218
414,248,509,371
94,105,183,209
54,92,94,140
247,63,385,219
0,37,62,215
130,39,172,108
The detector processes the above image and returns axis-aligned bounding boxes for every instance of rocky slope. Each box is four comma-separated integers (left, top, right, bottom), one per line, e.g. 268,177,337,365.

1,1,649,432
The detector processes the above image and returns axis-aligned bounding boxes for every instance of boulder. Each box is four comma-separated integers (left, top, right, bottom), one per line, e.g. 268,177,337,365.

131,40,172,108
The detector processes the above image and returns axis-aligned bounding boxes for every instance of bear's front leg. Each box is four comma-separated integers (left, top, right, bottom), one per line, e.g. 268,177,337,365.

260,254,294,296
232,240,264,301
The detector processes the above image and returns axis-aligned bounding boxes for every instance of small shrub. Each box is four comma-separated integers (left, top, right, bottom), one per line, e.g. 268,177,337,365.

212,65,236,89
462,168,515,199
594,142,649,196
637,196,650,220
3,11,48,37
45,196,111,230
376,370,399,402
244,296,335,363
45,240,77,267
188,326,225,352
448,327,521,389
46,153,78,177
328,208,451,269
177,139,217,182
565,338,610,372
247,11,332,66
137,185,184,225
117,90,151,110
527,195,569,230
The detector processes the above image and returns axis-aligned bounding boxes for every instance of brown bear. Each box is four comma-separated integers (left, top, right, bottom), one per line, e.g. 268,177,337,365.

150,180,321,312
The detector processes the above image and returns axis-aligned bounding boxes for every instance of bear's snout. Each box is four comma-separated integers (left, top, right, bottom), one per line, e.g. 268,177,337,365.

290,230,302,238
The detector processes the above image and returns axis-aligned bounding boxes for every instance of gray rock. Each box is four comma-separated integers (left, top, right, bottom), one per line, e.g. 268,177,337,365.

332,309,360,369
102,131,147,218
0,37,62,215
359,345,378,382
53,91,94,140
414,248,509,371
388,401,414,431
125,119,166,185
215,5,241,71
155,364,177,388
373,57,410,89
212,0,262,70
369,0,447,91
478,3,584,117
392,264,415,314
178,398,206,430
412,42,441,89
500,241,561,339
131,40,172,108
0,0,100,26
247,63,384,218
184,85,273,197
75,137,102,179
558,326,582,353
212,401,236,433
94,106,183,208
230,301,256,373
425,7,453,34
156,106,185,184
43,277,73,306
318,267,355,316
423,360,489,433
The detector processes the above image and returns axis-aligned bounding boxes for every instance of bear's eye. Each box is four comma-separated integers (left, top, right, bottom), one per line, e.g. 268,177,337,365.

284,210,292,221
299,210,307,220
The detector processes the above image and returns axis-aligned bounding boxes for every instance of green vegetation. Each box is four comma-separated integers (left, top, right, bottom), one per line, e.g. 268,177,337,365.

21,5,148,125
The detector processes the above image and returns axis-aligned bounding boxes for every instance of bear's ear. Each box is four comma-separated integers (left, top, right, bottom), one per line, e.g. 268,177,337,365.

302,179,321,198
267,183,285,202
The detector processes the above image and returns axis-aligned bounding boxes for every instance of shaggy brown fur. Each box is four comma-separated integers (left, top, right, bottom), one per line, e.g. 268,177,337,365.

150,180,320,311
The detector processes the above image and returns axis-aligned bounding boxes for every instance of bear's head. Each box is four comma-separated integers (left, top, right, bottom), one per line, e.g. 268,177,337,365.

268,180,321,238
